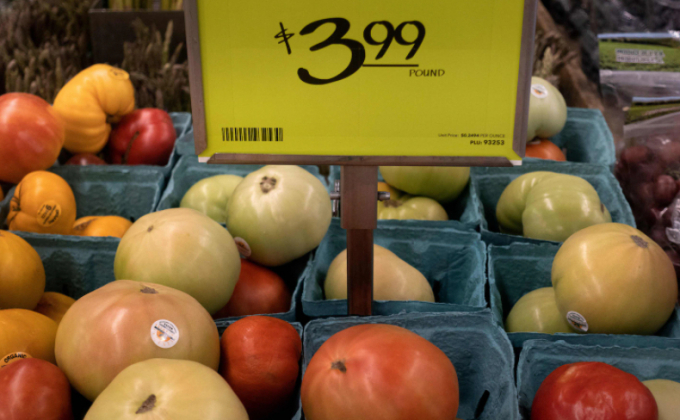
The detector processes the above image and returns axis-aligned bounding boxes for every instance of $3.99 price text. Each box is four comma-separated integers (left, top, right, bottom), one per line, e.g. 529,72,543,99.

276,18,426,85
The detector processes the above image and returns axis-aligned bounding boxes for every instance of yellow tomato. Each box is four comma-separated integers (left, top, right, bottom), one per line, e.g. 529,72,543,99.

0,231,45,310
53,64,135,154
8,171,76,235
34,292,76,325
73,215,132,238
0,309,57,366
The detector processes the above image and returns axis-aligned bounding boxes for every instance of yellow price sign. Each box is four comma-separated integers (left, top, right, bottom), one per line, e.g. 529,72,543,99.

185,0,536,166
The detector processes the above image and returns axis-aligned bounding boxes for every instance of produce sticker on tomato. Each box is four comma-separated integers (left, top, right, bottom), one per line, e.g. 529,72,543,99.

191,0,531,164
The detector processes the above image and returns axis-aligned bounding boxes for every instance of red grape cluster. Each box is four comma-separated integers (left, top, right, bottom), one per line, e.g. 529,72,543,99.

616,135,680,291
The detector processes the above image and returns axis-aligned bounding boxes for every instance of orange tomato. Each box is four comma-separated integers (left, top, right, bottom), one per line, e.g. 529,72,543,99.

8,171,76,235
377,182,401,200
525,139,566,161
72,216,132,238
34,292,75,325
0,231,45,310
0,309,57,366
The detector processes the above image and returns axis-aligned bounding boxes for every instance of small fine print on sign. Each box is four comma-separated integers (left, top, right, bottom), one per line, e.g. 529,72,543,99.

185,0,535,166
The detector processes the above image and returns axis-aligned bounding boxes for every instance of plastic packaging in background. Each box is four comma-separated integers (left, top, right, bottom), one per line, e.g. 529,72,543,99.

488,242,680,356
599,32,680,151
326,166,482,232
302,218,487,319
471,161,635,247
517,340,680,420
299,312,519,420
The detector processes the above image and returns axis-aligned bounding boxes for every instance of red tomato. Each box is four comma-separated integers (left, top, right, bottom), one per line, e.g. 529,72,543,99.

0,93,65,184
0,358,71,420
212,260,291,318
532,362,658,420
220,316,302,420
107,108,176,165
64,153,106,166
301,324,459,420
526,139,566,161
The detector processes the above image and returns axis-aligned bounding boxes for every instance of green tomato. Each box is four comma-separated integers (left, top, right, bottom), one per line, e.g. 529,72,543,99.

496,171,610,242
85,359,248,420
505,287,573,334
114,208,241,315
553,223,678,335
226,165,331,267
377,195,447,221
379,166,470,203
179,174,243,223
642,379,680,420
527,76,567,141
325,244,434,302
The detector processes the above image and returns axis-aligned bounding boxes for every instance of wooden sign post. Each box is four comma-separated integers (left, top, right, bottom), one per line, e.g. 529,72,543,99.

184,0,538,316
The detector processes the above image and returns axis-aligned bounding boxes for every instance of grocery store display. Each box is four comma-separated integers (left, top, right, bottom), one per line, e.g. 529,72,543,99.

84,359,248,420
53,64,136,154
64,153,107,166
325,244,434,302
0,358,72,420
72,215,133,238
180,174,244,224
379,166,470,203
301,324,459,420
114,208,241,314
107,108,177,165
8,171,77,235
377,194,448,221
505,288,572,334
496,171,611,242
0,231,45,310
0,309,58,365
643,379,680,420
553,223,678,335
226,165,332,266
212,260,291,318
55,281,220,401
524,139,566,161
527,76,567,142
220,317,302,420
0,93,65,184
531,362,658,420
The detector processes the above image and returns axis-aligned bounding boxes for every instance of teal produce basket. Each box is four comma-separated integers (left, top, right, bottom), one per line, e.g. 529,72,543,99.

156,155,329,212
0,166,165,236
327,165,482,232
176,126,196,156
528,108,615,166
517,340,680,420
297,311,519,420
56,112,192,182
471,161,635,246
488,242,680,354
302,218,487,319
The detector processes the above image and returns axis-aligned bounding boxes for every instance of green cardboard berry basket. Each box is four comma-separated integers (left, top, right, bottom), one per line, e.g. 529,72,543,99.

301,218,487,319
55,112,192,183
326,165,482,232
471,161,635,247
295,311,520,420
488,242,680,356
0,165,165,238
527,108,616,166
516,340,680,420
156,155,329,212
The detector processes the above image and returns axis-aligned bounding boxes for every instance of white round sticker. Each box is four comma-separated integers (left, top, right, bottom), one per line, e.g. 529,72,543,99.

531,84,549,99
150,320,179,349
566,311,588,332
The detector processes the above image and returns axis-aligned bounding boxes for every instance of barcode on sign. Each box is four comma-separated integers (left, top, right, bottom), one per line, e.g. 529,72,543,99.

222,127,283,142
